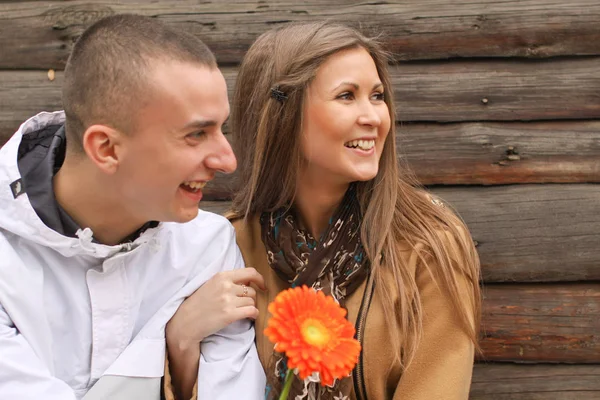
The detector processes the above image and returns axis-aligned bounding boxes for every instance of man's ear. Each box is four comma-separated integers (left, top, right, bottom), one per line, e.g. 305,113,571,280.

81,124,124,174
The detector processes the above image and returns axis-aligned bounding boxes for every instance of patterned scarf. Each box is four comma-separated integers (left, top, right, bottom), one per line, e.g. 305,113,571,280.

260,185,369,400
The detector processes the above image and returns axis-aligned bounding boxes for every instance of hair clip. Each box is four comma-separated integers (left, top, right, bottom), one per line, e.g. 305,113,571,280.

270,86,288,103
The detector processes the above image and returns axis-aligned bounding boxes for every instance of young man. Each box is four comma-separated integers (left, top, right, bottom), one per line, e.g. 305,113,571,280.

0,14,265,400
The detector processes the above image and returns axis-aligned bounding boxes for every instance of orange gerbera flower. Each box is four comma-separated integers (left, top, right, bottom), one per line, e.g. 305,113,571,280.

264,285,361,387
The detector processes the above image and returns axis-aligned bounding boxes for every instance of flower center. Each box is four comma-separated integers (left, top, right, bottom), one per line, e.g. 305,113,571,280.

301,318,331,349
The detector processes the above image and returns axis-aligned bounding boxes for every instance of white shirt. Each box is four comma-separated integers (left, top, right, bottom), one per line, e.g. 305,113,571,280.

0,112,266,399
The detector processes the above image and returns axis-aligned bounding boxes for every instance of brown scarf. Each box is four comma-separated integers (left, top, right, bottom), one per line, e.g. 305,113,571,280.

260,185,369,400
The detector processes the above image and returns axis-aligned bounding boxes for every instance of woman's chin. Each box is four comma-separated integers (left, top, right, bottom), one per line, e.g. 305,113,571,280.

347,168,379,183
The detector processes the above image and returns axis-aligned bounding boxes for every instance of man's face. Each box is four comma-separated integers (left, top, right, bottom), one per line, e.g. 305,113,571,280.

115,60,235,224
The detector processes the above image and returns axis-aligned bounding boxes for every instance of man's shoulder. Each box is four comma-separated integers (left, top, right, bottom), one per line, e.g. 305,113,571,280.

160,209,236,252
0,228,30,259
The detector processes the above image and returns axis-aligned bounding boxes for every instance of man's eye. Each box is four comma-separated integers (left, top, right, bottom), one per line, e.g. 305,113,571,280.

187,131,206,139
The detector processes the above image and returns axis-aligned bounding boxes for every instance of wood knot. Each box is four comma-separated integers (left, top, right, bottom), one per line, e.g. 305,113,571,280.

506,146,520,161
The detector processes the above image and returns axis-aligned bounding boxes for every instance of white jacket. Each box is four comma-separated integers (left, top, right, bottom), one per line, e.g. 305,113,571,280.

0,112,265,399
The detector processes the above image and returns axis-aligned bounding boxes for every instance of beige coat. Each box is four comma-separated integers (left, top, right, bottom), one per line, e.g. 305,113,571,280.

164,214,477,400
233,215,476,400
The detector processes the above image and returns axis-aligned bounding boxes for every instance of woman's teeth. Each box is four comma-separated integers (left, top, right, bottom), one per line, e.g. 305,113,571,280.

344,139,375,150
182,181,207,192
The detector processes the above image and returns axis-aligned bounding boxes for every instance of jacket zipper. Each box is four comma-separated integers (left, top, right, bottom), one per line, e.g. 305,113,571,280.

352,271,375,400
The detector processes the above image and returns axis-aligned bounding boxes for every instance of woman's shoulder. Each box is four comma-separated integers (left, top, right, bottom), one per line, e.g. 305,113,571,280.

395,189,475,266
227,213,264,252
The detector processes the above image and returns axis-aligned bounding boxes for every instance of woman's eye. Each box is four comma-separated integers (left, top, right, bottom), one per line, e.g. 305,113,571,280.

372,92,385,101
337,92,354,100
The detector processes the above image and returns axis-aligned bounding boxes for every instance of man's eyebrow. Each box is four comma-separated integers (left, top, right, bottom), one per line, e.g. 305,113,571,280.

181,120,218,131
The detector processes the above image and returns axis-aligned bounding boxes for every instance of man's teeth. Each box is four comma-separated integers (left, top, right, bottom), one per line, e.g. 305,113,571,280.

344,139,375,150
182,181,207,190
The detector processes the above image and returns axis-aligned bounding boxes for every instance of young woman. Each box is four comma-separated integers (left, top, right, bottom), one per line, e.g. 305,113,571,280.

166,21,481,400
227,21,481,400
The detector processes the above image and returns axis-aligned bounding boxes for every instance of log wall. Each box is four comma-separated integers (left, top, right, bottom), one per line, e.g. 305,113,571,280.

1,1,599,398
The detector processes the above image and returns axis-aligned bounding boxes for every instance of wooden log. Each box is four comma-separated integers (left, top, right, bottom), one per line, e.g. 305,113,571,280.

0,70,63,147
200,184,600,282
398,121,600,185
194,121,600,194
479,283,600,363
225,58,600,121
471,363,600,399
2,0,600,68
388,57,600,122
429,185,600,283
6,118,600,185
3,55,600,142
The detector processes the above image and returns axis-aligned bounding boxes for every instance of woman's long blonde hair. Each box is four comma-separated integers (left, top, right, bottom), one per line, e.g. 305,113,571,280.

230,21,481,369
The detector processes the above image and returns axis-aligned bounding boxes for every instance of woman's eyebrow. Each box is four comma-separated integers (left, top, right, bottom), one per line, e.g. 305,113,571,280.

331,81,384,92
332,81,359,92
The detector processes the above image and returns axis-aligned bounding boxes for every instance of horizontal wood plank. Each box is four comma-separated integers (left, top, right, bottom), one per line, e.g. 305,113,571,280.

397,121,600,185
435,185,600,282
0,70,63,146
6,118,600,185
3,55,600,143
390,57,600,122
479,283,600,363
2,0,600,68
201,184,600,282
470,363,600,399
197,120,600,193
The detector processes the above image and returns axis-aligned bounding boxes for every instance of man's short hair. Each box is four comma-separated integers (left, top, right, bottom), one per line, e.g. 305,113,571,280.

62,14,217,151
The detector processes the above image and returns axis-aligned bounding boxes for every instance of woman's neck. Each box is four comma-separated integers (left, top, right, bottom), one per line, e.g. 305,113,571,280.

294,176,349,239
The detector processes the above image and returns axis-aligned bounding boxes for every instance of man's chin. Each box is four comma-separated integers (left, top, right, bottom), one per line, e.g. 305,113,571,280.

169,207,200,224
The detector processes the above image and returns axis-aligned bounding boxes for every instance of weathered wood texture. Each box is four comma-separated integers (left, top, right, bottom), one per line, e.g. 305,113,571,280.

397,121,600,185
4,56,600,135
0,71,62,145
3,58,600,165
470,364,600,399
201,184,600,283
2,0,600,68
434,185,600,283
5,117,599,186
480,283,600,363
195,119,600,195
389,58,600,122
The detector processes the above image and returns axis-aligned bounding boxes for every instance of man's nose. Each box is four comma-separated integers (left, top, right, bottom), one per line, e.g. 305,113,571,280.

204,133,237,174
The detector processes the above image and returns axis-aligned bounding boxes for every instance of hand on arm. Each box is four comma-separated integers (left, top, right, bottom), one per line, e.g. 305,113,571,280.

165,267,266,400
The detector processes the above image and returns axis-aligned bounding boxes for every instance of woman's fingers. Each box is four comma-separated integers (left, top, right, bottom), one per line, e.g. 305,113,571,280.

236,283,257,301
227,267,267,291
232,305,260,321
234,295,256,308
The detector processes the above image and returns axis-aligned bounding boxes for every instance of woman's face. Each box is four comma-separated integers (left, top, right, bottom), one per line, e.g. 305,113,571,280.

299,47,391,188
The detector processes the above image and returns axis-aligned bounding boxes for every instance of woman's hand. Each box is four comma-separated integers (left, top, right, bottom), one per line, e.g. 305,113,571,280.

165,267,266,400
167,267,266,346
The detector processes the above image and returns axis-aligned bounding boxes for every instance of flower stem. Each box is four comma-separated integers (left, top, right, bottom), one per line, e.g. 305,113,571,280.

279,368,294,400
